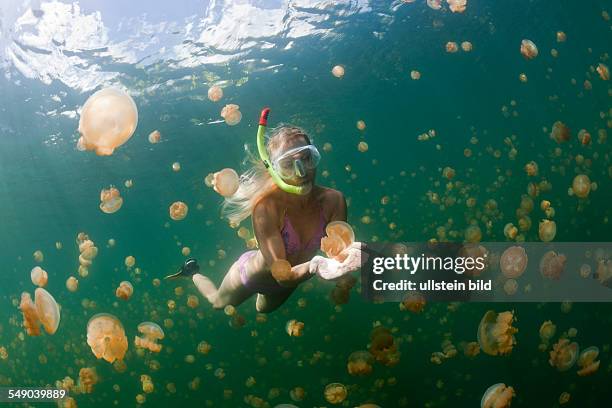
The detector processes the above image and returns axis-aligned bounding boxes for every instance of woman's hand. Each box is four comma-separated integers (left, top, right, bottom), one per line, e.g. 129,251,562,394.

310,242,369,280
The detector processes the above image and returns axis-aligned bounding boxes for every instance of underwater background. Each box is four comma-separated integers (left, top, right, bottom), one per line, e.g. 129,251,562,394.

1,0,611,406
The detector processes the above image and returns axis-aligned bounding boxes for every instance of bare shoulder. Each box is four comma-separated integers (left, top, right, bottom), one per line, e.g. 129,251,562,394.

316,186,346,218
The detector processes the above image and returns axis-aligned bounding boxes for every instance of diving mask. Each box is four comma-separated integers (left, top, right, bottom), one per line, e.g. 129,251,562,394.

272,145,321,180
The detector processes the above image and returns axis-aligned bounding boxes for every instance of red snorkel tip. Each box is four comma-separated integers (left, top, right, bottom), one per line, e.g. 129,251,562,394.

259,107,270,126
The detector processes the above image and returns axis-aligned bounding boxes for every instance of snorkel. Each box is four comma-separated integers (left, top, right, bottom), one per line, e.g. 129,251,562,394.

257,107,311,195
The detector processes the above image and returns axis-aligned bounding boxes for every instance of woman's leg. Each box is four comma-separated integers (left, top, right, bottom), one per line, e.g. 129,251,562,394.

193,258,254,309
255,288,295,313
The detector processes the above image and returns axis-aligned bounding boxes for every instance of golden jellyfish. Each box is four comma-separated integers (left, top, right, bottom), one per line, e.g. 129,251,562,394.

524,161,538,176
464,225,482,243
169,201,188,221
182,247,191,256
271,259,292,283
148,130,161,144
33,249,44,263
369,326,400,366
539,320,556,344
357,141,368,152
400,292,426,313
115,281,133,300
571,174,591,198
550,121,570,143
461,41,473,52
556,31,566,42
519,73,528,82
324,383,347,405
187,295,199,309
539,250,566,280
87,314,128,363
30,266,48,287
99,186,123,214
78,367,98,393
577,129,591,145
549,338,579,371
220,104,242,126
286,319,304,337
503,223,518,240
445,41,459,53
320,221,355,260
66,276,79,292
477,310,518,356
538,219,556,242
596,63,610,81
559,392,570,404
35,288,60,335
125,255,135,268
427,0,442,10
172,162,181,172
77,88,138,156
197,341,212,354
135,322,165,353
481,383,515,408
347,351,374,376
331,65,345,78
212,168,240,197
448,0,467,13
19,292,41,336
520,39,538,59
410,70,421,80
356,120,366,130
576,346,600,376
500,246,527,278
289,387,305,402
207,85,223,102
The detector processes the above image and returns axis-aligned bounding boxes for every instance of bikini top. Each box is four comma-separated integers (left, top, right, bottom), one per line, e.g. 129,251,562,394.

280,208,327,256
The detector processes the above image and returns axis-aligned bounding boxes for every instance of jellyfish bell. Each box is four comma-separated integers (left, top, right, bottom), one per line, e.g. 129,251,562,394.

477,310,518,356
539,250,567,280
481,383,515,408
212,168,239,197
66,276,79,292
347,351,374,376
520,39,538,59
100,187,123,214
87,313,128,363
321,221,355,259
115,281,134,300
34,288,60,335
207,85,223,102
549,338,579,371
331,65,345,78
538,219,557,242
169,201,188,221
500,246,528,278
30,266,48,287
571,175,591,198
577,346,600,376
148,130,161,144
550,121,570,143
78,88,138,156
539,320,556,342
220,104,242,126
324,383,347,404
596,63,610,81
135,322,165,353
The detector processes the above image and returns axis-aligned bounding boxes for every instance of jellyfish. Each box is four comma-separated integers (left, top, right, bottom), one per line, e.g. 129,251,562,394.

77,88,138,156
220,104,242,126
464,225,482,243
503,223,518,240
369,326,400,366
445,41,459,53
442,166,456,180
400,292,426,313
289,387,305,402
576,346,600,376
427,0,442,10
169,201,188,221
358,141,369,152
78,367,98,393
596,63,610,81
19,292,41,336
34,288,60,335
212,168,239,197
556,31,566,42
410,70,421,80
33,250,44,263
549,338,579,371
30,266,48,287
461,41,473,52
481,383,515,408
595,259,612,287
539,320,556,346
99,186,123,214
347,350,374,376
66,276,79,292
286,319,304,337
271,259,292,283
148,130,161,144
324,383,347,404
115,281,133,300
524,161,538,176
520,39,538,59
538,220,556,242
208,85,223,102
519,73,528,82
135,322,165,353
550,121,570,143
539,250,566,280
331,65,345,78
499,246,527,278
571,175,591,198
320,221,355,259
477,310,518,356
87,314,128,363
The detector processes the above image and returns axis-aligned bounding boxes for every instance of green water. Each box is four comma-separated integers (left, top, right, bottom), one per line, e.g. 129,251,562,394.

1,0,611,407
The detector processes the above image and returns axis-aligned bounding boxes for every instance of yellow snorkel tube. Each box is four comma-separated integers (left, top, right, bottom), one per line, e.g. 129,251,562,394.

257,107,310,195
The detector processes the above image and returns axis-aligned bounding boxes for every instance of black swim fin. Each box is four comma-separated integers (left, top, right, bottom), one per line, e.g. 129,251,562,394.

164,258,200,280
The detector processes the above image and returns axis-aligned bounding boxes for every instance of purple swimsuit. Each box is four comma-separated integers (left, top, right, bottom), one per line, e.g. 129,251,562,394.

239,209,326,294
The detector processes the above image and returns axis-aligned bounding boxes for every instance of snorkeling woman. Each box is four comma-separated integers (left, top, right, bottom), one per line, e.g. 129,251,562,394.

167,108,368,313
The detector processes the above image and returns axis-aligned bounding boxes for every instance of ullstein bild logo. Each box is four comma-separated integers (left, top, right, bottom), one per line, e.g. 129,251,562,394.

360,242,612,303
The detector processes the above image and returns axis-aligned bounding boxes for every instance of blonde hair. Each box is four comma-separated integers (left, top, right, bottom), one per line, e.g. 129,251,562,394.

221,125,312,225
